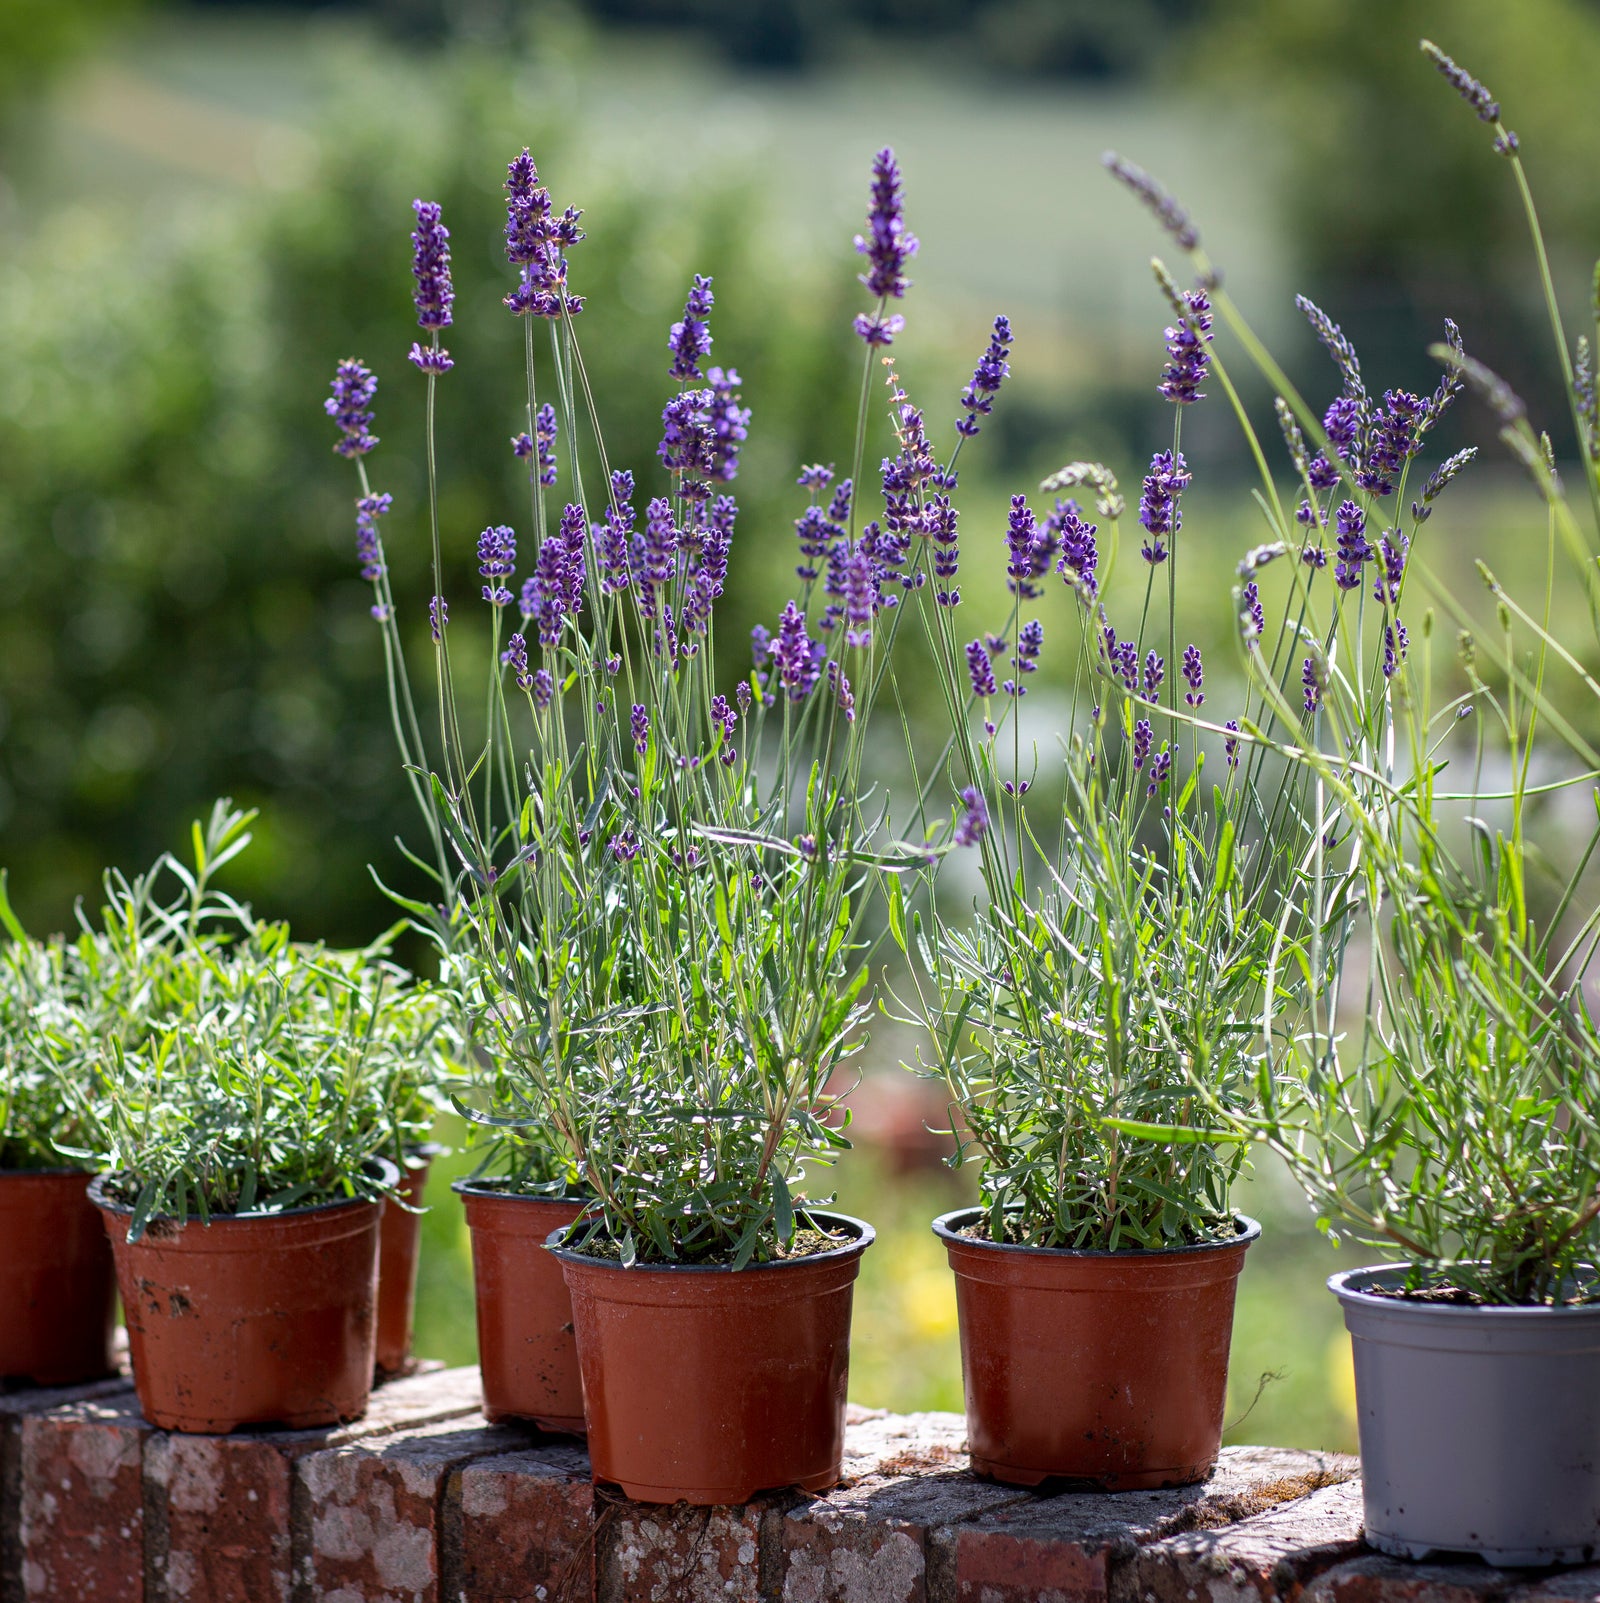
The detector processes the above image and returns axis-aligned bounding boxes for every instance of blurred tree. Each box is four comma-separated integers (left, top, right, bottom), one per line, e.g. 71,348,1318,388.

1201,0,1600,446
0,0,142,126
0,41,893,945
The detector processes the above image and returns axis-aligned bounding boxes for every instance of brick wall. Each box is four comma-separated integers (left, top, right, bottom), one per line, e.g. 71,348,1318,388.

3,1367,1596,1602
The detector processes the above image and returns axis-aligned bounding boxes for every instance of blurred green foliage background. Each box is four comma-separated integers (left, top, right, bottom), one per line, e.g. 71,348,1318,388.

7,0,1600,1453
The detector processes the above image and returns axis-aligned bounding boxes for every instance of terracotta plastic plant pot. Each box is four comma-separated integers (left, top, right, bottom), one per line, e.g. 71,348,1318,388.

0,1169,118,1387
454,1181,588,1434
933,1208,1260,1490
549,1210,875,1505
374,1144,441,1379
90,1172,387,1433
1331,1263,1600,1566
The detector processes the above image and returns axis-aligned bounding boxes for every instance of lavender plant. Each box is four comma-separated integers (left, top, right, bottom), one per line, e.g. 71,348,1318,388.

883,268,1320,1251
328,150,936,1265
1101,51,1600,1302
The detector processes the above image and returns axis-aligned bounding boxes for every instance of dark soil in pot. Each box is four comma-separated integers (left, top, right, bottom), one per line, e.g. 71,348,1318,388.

0,1169,118,1388
1331,1263,1600,1566
453,1181,588,1434
375,1144,441,1380
934,1207,1259,1490
91,1174,384,1433
549,1210,875,1505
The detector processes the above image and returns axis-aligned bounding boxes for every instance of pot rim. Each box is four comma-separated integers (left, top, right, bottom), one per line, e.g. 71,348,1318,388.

546,1207,875,1273
403,1141,446,1163
89,1155,400,1225
0,1164,97,1179
451,1176,590,1205
1329,1263,1600,1317
931,1205,1260,1258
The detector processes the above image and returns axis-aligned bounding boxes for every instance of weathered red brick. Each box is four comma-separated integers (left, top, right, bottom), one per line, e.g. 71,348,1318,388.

299,1415,526,1603
598,1499,773,1603
17,1387,150,1601
143,1362,485,1603
1114,1479,1365,1603
1305,1555,1512,1603
949,1446,1357,1603
450,1441,594,1603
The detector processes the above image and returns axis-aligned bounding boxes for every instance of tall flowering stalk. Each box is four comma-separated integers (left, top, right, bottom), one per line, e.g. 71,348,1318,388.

323,151,929,1264
1103,64,1600,1302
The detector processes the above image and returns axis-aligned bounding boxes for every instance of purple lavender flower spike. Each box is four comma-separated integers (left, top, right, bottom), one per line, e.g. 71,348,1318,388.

735,679,752,716
1357,391,1425,497
1146,744,1171,797
534,404,558,487
410,200,454,331
1133,718,1153,771
1182,643,1203,706
598,469,635,594
1323,396,1360,464
844,542,876,648
1224,720,1240,769
1241,581,1265,644
853,310,905,348
1138,449,1190,563
429,595,448,642
1101,153,1200,250
751,624,772,673
1158,289,1212,405
630,704,650,755
326,359,379,456
1334,500,1372,591
1301,657,1322,714
771,601,823,700
1005,495,1052,599
799,464,836,492
518,574,542,623
966,640,997,698
501,631,534,691
957,316,1013,437
1005,620,1042,696
856,148,918,303
953,786,988,847
532,668,554,710
1303,545,1328,569
1422,41,1516,151
504,149,585,319
926,494,960,607
1143,650,1164,700
669,274,715,380
408,343,455,375
512,432,534,458
355,492,390,581
641,497,678,591
1374,531,1408,605
705,368,749,484
478,525,517,608
1052,500,1099,600
1383,620,1409,679
828,659,856,723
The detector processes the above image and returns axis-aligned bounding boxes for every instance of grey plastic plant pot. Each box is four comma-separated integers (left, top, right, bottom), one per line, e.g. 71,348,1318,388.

1330,1264,1600,1566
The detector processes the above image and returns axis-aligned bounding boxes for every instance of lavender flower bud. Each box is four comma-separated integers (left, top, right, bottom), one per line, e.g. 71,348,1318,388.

1133,718,1153,771
1143,650,1164,700
956,315,1013,437
1374,531,1408,605
1296,296,1366,409
355,492,391,582
668,274,714,380
630,704,649,755
532,668,554,710
966,640,997,698
512,432,534,458
798,464,835,491
828,659,856,723
1182,643,1204,706
772,601,822,700
408,344,455,375
504,149,585,319
410,200,454,331
429,595,448,642
1011,620,1043,688
1334,501,1372,591
1052,499,1099,600
1240,581,1264,645
735,679,752,716
855,148,918,302
1413,447,1478,522
326,359,379,457
535,404,558,487
1224,720,1240,769
501,632,534,691
1301,657,1322,714
1138,449,1190,563
1157,289,1212,405
1421,41,1517,153
1383,621,1409,680
1146,743,1171,797
844,542,876,648
478,525,517,608
853,311,905,347
953,786,988,847
1101,152,1199,250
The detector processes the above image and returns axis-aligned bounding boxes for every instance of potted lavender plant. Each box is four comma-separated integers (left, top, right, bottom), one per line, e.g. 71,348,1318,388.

881,275,1303,1488
1110,55,1600,1561
326,149,947,1499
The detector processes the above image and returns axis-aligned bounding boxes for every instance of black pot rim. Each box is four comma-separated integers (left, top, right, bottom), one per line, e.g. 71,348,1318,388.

0,1164,97,1179
450,1176,589,1204
546,1207,876,1273
932,1205,1261,1259
404,1141,446,1162
88,1155,400,1224
1329,1263,1600,1317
